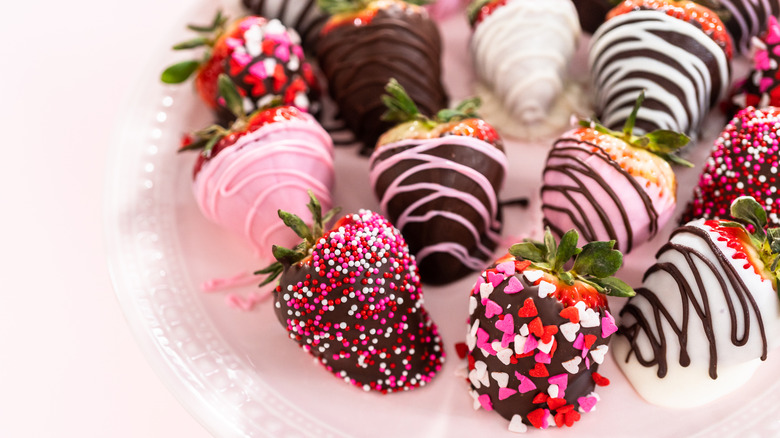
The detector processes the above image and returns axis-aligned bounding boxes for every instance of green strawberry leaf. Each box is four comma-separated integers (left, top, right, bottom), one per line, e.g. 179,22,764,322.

173,36,210,50
558,271,575,286
217,73,245,119
278,210,313,242
572,240,621,278
381,78,423,123
161,60,201,84
201,133,224,158
587,276,636,297
509,242,546,263
255,262,283,286
307,191,323,240
642,130,691,152
552,229,580,272
272,245,306,266
623,89,645,137
767,228,780,254
731,196,767,243
466,0,492,24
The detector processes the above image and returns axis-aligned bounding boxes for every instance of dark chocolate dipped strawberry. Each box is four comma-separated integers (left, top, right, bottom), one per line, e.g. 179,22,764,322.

615,196,780,407
258,192,444,393
726,17,780,116
316,0,448,155
369,79,507,285
590,0,732,137
572,0,613,34
182,75,334,260
542,91,691,254
465,229,634,431
681,106,780,227
717,0,780,54
241,0,330,53
161,12,319,124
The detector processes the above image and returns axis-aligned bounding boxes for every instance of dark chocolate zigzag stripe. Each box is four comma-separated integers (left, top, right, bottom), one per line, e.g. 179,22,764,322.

317,4,448,155
242,0,329,53
589,11,730,136
719,0,780,54
369,137,507,285
618,224,769,379
540,137,658,254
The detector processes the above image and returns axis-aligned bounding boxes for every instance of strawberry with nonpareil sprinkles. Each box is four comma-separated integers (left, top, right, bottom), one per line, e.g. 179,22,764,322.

161,12,318,123
465,229,634,431
681,107,780,227
369,79,508,285
542,91,691,254
316,0,448,155
182,75,334,260
615,197,780,407
258,193,444,393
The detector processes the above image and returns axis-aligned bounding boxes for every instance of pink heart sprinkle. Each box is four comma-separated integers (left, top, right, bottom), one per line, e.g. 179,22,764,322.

478,394,493,410
472,277,485,295
495,314,515,334
501,332,514,349
485,300,503,318
577,396,598,413
602,312,618,338
523,335,539,354
517,375,537,393
504,276,524,294
548,374,568,392
496,261,515,275
488,271,505,287
498,387,517,400
476,327,491,350
535,351,551,364
573,333,585,350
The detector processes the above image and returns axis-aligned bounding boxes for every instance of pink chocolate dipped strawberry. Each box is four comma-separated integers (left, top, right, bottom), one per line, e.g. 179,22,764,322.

542,92,691,254
181,75,334,261
369,79,507,285
161,12,319,123
465,229,634,430
258,194,445,393
681,106,780,226
615,197,780,407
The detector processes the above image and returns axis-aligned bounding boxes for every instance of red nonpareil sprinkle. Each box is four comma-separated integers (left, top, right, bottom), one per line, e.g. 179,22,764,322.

592,372,610,386
455,342,469,359
517,298,538,318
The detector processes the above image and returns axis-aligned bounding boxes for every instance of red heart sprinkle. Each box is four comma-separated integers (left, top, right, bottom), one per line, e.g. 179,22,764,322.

527,408,546,429
515,260,533,272
532,392,549,404
583,334,597,350
529,317,544,337
547,397,567,411
554,412,565,428
517,298,538,318
541,325,559,344
468,355,475,371
556,404,574,414
559,307,579,323
516,351,534,358
455,342,468,359
565,410,581,426
592,372,610,386
529,362,549,378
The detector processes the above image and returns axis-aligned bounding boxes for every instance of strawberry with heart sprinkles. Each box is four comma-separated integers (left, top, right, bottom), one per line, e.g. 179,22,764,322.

465,229,634,431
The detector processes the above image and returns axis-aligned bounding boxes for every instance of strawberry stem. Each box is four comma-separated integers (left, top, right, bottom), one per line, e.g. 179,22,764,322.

160,10,228,84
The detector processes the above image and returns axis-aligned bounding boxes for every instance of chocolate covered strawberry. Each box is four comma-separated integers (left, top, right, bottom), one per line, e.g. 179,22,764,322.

615,196,780,407
369,79,507,285
258,193,445,393
542,92,691,254
181,75,334,260
468,0,580,129
590,0,731,136
241,0,330,53
465,229,634,431
161,12,319,123
681,106,780,227
716,0,780,54
316,0,448,155
726,18,780,117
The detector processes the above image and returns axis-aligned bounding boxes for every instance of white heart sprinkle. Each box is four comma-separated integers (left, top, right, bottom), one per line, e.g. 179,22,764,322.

469,296,477,315
474,360,488,379
514,334,527,355
590,344,609,364
548,384,559,398
468,369,482,389
466,331,477,351
491,371,509,388
470,319,480,337
537,280,556,298
523,270,544,283
537,338,554,354
508,415,528,433
560,322,581,342
480,283,494,301
580,308,600,327
454,365,469,379
497,348,514,365
491,341,503,352
519,324,529,336
469,390,482,410
562,356,582,374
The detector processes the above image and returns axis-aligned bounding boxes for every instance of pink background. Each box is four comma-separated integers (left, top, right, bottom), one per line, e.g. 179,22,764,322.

0,1,209,436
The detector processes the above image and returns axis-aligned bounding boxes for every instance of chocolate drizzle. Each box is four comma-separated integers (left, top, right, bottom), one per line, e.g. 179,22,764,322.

317,3,448,155
618,225,769,380
369,137,507,284
241,0,329,53
541,137,658,254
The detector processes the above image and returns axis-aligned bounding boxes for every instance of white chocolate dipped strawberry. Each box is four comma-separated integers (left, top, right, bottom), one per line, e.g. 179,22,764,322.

614,196,780,407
